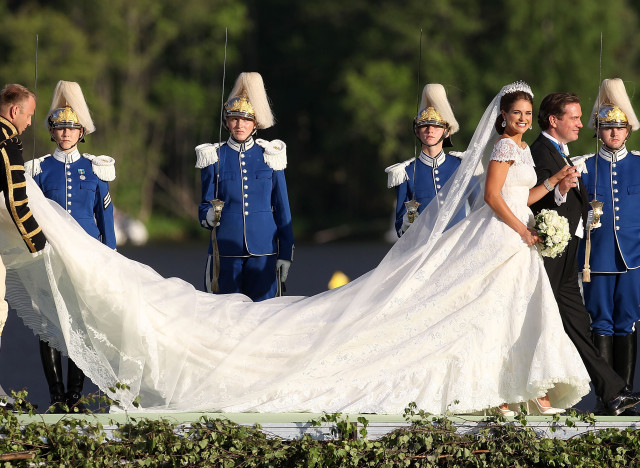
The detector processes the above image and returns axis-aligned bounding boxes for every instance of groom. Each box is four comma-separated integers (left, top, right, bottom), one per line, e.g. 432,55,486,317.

530,92,640,416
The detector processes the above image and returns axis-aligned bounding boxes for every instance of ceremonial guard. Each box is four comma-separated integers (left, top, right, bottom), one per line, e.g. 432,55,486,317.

578,78,640,403
0,84,48,410
195,72,294,301
26,80,116,412
385,83,464,237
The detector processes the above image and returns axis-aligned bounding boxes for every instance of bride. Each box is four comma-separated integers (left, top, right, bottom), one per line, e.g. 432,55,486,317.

0,81,590,414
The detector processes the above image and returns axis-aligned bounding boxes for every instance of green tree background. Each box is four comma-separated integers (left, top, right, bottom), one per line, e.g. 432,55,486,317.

1,0,638,242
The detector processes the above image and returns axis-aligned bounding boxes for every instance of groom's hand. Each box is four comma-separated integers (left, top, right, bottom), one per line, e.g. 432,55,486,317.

558,166,580,195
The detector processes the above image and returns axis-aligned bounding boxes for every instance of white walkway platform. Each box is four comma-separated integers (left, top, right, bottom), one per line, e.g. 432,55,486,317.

14,412,640,441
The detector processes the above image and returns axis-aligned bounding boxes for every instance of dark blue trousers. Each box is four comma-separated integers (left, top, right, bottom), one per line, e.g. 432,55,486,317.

583,269,640,336
205,254,277,302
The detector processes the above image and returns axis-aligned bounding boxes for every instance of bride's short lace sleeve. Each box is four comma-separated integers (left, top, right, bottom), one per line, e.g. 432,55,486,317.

491,138,521,163
490,138,534,167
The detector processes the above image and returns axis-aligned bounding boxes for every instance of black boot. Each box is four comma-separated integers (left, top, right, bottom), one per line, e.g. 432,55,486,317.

39,340,66,414
593,333,614,365
613,331,639,416
592,333,614,415
65,359,87,413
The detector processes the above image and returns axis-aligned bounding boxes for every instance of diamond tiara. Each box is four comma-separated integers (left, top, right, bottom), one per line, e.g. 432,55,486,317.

499,81,533,98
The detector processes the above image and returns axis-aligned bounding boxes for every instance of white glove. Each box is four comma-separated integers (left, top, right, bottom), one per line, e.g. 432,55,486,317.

400,212,415,235
205,208,219,228
276,259,291,282
586,210,601,230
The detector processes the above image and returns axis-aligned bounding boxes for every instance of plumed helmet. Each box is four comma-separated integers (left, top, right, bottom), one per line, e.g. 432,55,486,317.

46,80,95,135
223,72,274,130
589,78,639,132
48,106,83,130
414,84,459,134
596,105,629,129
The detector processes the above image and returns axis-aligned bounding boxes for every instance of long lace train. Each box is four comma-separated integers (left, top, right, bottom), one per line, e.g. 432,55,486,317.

0,176,589,414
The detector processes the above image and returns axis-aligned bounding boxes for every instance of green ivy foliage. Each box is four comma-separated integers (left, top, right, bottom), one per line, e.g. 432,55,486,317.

0,393,639,466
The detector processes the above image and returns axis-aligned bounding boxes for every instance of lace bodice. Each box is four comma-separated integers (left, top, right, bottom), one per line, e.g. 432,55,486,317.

490,138,537,223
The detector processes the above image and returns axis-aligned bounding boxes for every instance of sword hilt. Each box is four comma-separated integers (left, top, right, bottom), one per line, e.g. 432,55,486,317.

404,199,421,223
208,199,225,224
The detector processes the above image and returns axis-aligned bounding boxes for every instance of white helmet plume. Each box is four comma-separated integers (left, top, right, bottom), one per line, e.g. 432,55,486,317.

46,80,95,134
417,83,459,135
589,78,639,131
225,72,275,130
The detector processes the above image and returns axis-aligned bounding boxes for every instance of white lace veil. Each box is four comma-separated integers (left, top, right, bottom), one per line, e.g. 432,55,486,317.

0,82,529,413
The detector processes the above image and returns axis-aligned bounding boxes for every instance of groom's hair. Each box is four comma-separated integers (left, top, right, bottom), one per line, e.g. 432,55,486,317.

537,93,581,130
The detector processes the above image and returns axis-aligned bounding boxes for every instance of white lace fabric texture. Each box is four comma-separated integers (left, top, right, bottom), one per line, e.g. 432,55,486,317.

0,89,590,414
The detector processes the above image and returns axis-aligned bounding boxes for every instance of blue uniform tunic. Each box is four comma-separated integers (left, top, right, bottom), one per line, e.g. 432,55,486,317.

387,151,464,237
199,137,294,301
28,148,116,249
578,146,640,335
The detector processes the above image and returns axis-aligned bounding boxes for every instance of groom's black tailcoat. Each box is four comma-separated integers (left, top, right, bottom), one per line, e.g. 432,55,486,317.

530,133,625,402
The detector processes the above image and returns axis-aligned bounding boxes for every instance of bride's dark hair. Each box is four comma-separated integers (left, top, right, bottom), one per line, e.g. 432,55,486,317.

494,91,534,134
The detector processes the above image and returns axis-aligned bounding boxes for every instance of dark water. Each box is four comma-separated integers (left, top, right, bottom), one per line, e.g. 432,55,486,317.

0,241,600,413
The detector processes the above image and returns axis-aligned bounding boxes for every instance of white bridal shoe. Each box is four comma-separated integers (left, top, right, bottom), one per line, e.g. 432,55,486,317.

530,398,565,415
496,403,516,417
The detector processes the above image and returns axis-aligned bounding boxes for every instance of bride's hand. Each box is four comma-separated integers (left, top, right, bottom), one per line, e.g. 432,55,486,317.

520,227,540,246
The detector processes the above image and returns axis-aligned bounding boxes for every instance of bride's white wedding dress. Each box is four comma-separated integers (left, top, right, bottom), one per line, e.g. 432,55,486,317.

0,81,591,414
0,134,590,414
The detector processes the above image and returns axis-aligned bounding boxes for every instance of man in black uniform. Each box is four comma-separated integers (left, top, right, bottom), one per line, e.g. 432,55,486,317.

0,84,48,409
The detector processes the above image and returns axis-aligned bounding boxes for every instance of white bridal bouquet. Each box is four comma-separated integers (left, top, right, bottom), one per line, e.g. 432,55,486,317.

534,209,571,258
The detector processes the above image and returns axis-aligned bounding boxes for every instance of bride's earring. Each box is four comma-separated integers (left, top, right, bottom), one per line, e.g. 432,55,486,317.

501,120,506,128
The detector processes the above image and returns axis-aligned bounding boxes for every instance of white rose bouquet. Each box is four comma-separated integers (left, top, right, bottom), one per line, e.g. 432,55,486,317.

534,209,571,258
